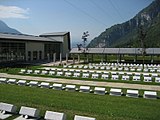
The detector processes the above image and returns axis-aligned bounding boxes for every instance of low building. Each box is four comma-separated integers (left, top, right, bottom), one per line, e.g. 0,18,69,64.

0,32,71,63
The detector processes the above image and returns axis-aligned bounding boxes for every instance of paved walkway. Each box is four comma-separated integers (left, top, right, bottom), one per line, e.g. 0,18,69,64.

0,73,160,91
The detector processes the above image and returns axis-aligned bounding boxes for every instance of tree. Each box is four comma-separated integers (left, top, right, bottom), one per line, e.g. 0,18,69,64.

138,25,147,69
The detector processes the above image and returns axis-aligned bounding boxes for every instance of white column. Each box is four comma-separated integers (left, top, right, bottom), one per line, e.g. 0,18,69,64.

53,53,56,62
73,55,75,64
47,53,50,61
25,52,28,61
101,55,103,63
31,52,33,61
60,53,62,64
86,54,89,63
66,53,68,63
78,54,80,63
37,51,39,60
150,55,153,63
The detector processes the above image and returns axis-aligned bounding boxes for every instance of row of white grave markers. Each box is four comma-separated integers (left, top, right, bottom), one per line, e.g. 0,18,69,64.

64,63,160,71
0,77,158,99
18,69,160,83
89,62,160,68
0,102,96,120
20,68,160,77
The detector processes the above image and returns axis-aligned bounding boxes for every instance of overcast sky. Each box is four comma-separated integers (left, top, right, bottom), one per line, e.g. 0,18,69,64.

0,0,154,44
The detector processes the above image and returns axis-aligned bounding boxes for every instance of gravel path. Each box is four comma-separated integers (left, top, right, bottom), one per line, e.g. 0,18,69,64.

0,73,160,91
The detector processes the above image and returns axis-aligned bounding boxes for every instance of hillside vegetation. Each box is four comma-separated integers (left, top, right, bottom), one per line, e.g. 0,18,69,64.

88,0,160,48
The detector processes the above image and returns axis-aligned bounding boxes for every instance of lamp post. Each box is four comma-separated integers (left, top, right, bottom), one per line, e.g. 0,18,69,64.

82,31,89,63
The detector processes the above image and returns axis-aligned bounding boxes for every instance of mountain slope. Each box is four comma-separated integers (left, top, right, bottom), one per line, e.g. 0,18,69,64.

0,20,21,34
88,0,160,48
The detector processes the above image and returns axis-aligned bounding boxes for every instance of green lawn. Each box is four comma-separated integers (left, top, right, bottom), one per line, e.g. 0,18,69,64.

0,84,160,120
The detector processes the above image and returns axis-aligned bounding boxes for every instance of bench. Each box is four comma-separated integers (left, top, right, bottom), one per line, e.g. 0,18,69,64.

143,77,152,82
143,91,157,99
122,75,130,80
57,68,62,71
136,68,142,72
69,69,75,72
143,69,149,72
157,69,160,73
111,72,117,75
134,73,141,76
106,67,111,70
34,70,40,74
143,73,150,77
126,90,139,98
74,115,96,120
101,74,109,79
65,72,72,77
68,65,72,68
151,73,158,77
103,71,109,74
132,76,141,81
112,67,117,71
40,82,50,88
84,66,88,69
79,86,90,93
94,87,106,95
82,73,90,78
7,79,16,84
15,106,39,119
19,69,26,74
52,83,63,90
111,75,119,80
73,73,81,77
155,77,160,83
75,70,81,73
57,72,63,76
96,71,102,74
126,72,133,76
110,88,122,96
0,102,17,120
65,85,76,91
150,69,155,72
124,67,129,71
28,81,38,87
100,66,105,70
17,80,27,86
118,72,124,75
45,68,51,71
0,78,7,83
49,71,55,75
26,70,33,74
91,74,99,79
118,67,123,71
82,70,88,73
78,65,83,69
44,111,66,120
94,66,99,70
130,68,135,72
41,70,48,75
50,68,56,71
73,65,78,68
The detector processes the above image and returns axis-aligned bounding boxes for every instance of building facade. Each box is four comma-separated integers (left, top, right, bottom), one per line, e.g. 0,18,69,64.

0,32,71,63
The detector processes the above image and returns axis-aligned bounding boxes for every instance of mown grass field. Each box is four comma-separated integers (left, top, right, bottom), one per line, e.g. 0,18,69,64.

0,83,160,120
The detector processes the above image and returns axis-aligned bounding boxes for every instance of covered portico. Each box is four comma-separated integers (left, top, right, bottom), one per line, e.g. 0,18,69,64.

70,48,160,64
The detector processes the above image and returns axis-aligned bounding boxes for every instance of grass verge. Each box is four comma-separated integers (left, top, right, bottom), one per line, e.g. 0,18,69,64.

0,84,160,120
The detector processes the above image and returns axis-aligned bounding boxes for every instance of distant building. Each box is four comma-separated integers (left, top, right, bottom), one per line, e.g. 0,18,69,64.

0,32,71,63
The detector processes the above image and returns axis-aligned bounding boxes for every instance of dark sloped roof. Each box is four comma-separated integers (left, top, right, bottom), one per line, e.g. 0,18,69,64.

0,33,61,42
40,32,69,37
70,48,160,55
